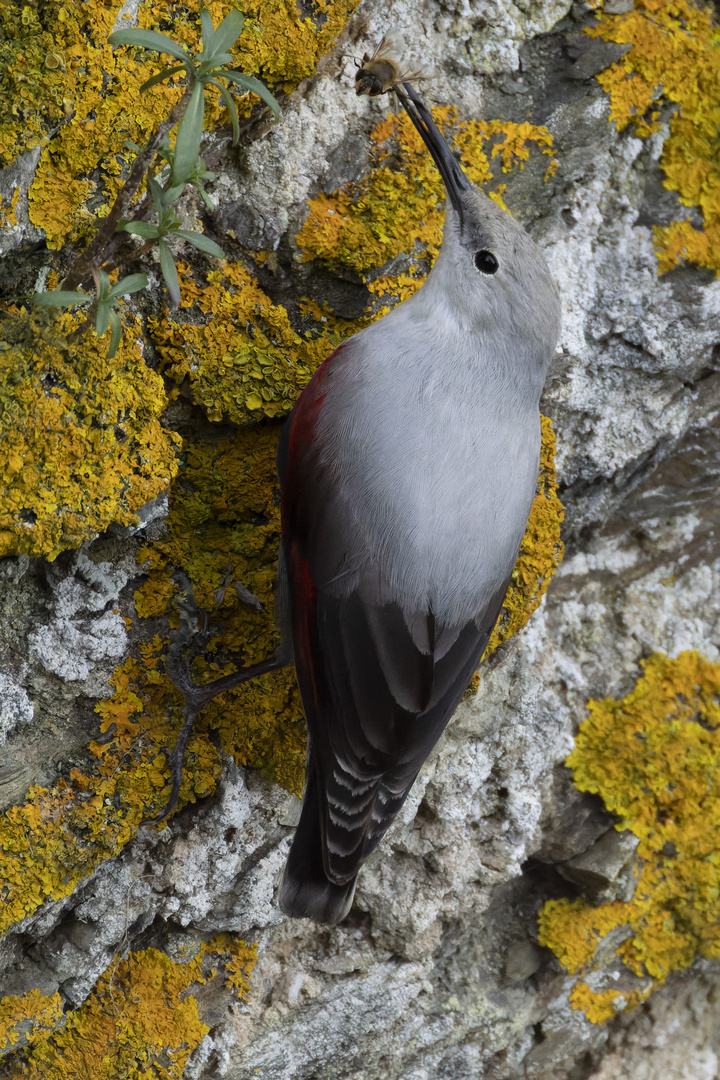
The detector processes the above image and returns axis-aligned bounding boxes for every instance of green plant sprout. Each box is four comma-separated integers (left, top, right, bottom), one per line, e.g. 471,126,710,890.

153,137,219,211
118,176,224,306
33,272,148,358
34,8,280,335
110,8,280,158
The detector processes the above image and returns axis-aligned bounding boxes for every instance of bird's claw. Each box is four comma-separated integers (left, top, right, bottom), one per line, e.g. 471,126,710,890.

145,570,290,825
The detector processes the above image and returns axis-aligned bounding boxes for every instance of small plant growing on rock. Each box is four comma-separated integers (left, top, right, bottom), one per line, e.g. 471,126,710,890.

33,270,148,359
33,9,280,337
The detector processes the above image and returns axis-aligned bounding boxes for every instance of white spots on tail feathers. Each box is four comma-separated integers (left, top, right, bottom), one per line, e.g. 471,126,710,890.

326,791,375,816
327,808,362,831
332,768,375,795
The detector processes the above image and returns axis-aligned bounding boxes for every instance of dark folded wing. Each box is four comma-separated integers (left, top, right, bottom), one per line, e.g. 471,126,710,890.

288,540,509,886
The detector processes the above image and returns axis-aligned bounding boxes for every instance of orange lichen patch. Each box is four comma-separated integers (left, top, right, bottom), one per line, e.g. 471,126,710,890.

462,670,482,701
207,934,258,996
538,896,632,975
0,937,257,1074
590,0,720,273
483,416,564,658
295,108,555,280
538,652,720,1023
455,118,554,180
134,428,307,796
17,1,186,250
0,948,209,1079
0,4,72,163
134,0,360,96
568,981,651,1025
220,0,361,95
0,654,220,936
295,108,447,277
0,309,180,560
148,260,341,426
6,0,359,250
366,272,426,313
0,189,19,230
0,992,63,1054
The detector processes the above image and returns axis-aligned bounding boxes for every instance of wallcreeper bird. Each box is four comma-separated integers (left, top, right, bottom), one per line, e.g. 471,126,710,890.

161,82,561,925
275,84,561,922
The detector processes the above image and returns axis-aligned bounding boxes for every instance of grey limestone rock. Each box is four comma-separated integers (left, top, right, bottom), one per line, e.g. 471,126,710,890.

0,674,34,747
27,550,130,694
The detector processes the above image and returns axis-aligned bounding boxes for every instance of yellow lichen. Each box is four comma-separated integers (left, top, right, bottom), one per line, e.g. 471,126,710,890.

295,108,555,281
0,992,63,1054
206,934,258,996
5,0,359,250
0,936,257,1075
224,0,361,95
148,260,337,426
590,0,720,273
133,426,308,797
0,309,180,560
0,189,19,230
568,981,651,1025
483,416,564,657
538,651,720,1023
0,650,221,935
15,0,186,250
0,948,208,1079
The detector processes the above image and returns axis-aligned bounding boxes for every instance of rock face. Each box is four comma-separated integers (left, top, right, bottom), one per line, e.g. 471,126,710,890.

0,0,719,1076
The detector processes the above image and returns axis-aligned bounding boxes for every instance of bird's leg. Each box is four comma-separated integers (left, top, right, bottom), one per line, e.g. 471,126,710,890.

149,570,291,823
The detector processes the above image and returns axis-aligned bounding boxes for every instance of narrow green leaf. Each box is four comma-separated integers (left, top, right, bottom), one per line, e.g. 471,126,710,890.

162,184,186,206
195,183,216,212
200,9,215,51
172,79,205,187
34,290,91,307
158,240,181,307
148,175,166,211
196,162,217,181
174,229,224,257
108,29,190,63
157,205,181,233
97,270,112,300
108,310,123,359
220,71,280,118
117,220,160,239
209,9,245,56
107,273,148,302
96,300,110,338
208,78,239,144
139,64,187,93
199,52,234,70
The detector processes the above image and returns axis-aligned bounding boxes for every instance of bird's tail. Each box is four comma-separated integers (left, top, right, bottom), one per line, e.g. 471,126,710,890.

278,766,357,924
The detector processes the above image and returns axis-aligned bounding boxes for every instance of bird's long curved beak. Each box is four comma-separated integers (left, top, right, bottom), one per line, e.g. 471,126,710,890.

396,82,471,223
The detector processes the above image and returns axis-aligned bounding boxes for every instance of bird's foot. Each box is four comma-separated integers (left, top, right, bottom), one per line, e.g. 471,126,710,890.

146,570,290,824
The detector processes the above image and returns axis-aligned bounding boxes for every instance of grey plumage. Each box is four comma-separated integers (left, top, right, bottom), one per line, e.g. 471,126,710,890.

277,86,561,924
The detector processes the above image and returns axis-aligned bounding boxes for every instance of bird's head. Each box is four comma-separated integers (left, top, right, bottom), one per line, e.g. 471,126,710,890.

397,85,561,366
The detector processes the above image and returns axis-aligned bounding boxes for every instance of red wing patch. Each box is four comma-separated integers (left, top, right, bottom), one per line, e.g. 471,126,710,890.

288,541,320,708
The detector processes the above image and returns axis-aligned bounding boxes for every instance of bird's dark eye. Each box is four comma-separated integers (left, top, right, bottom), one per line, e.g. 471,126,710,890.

474,250,499,275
